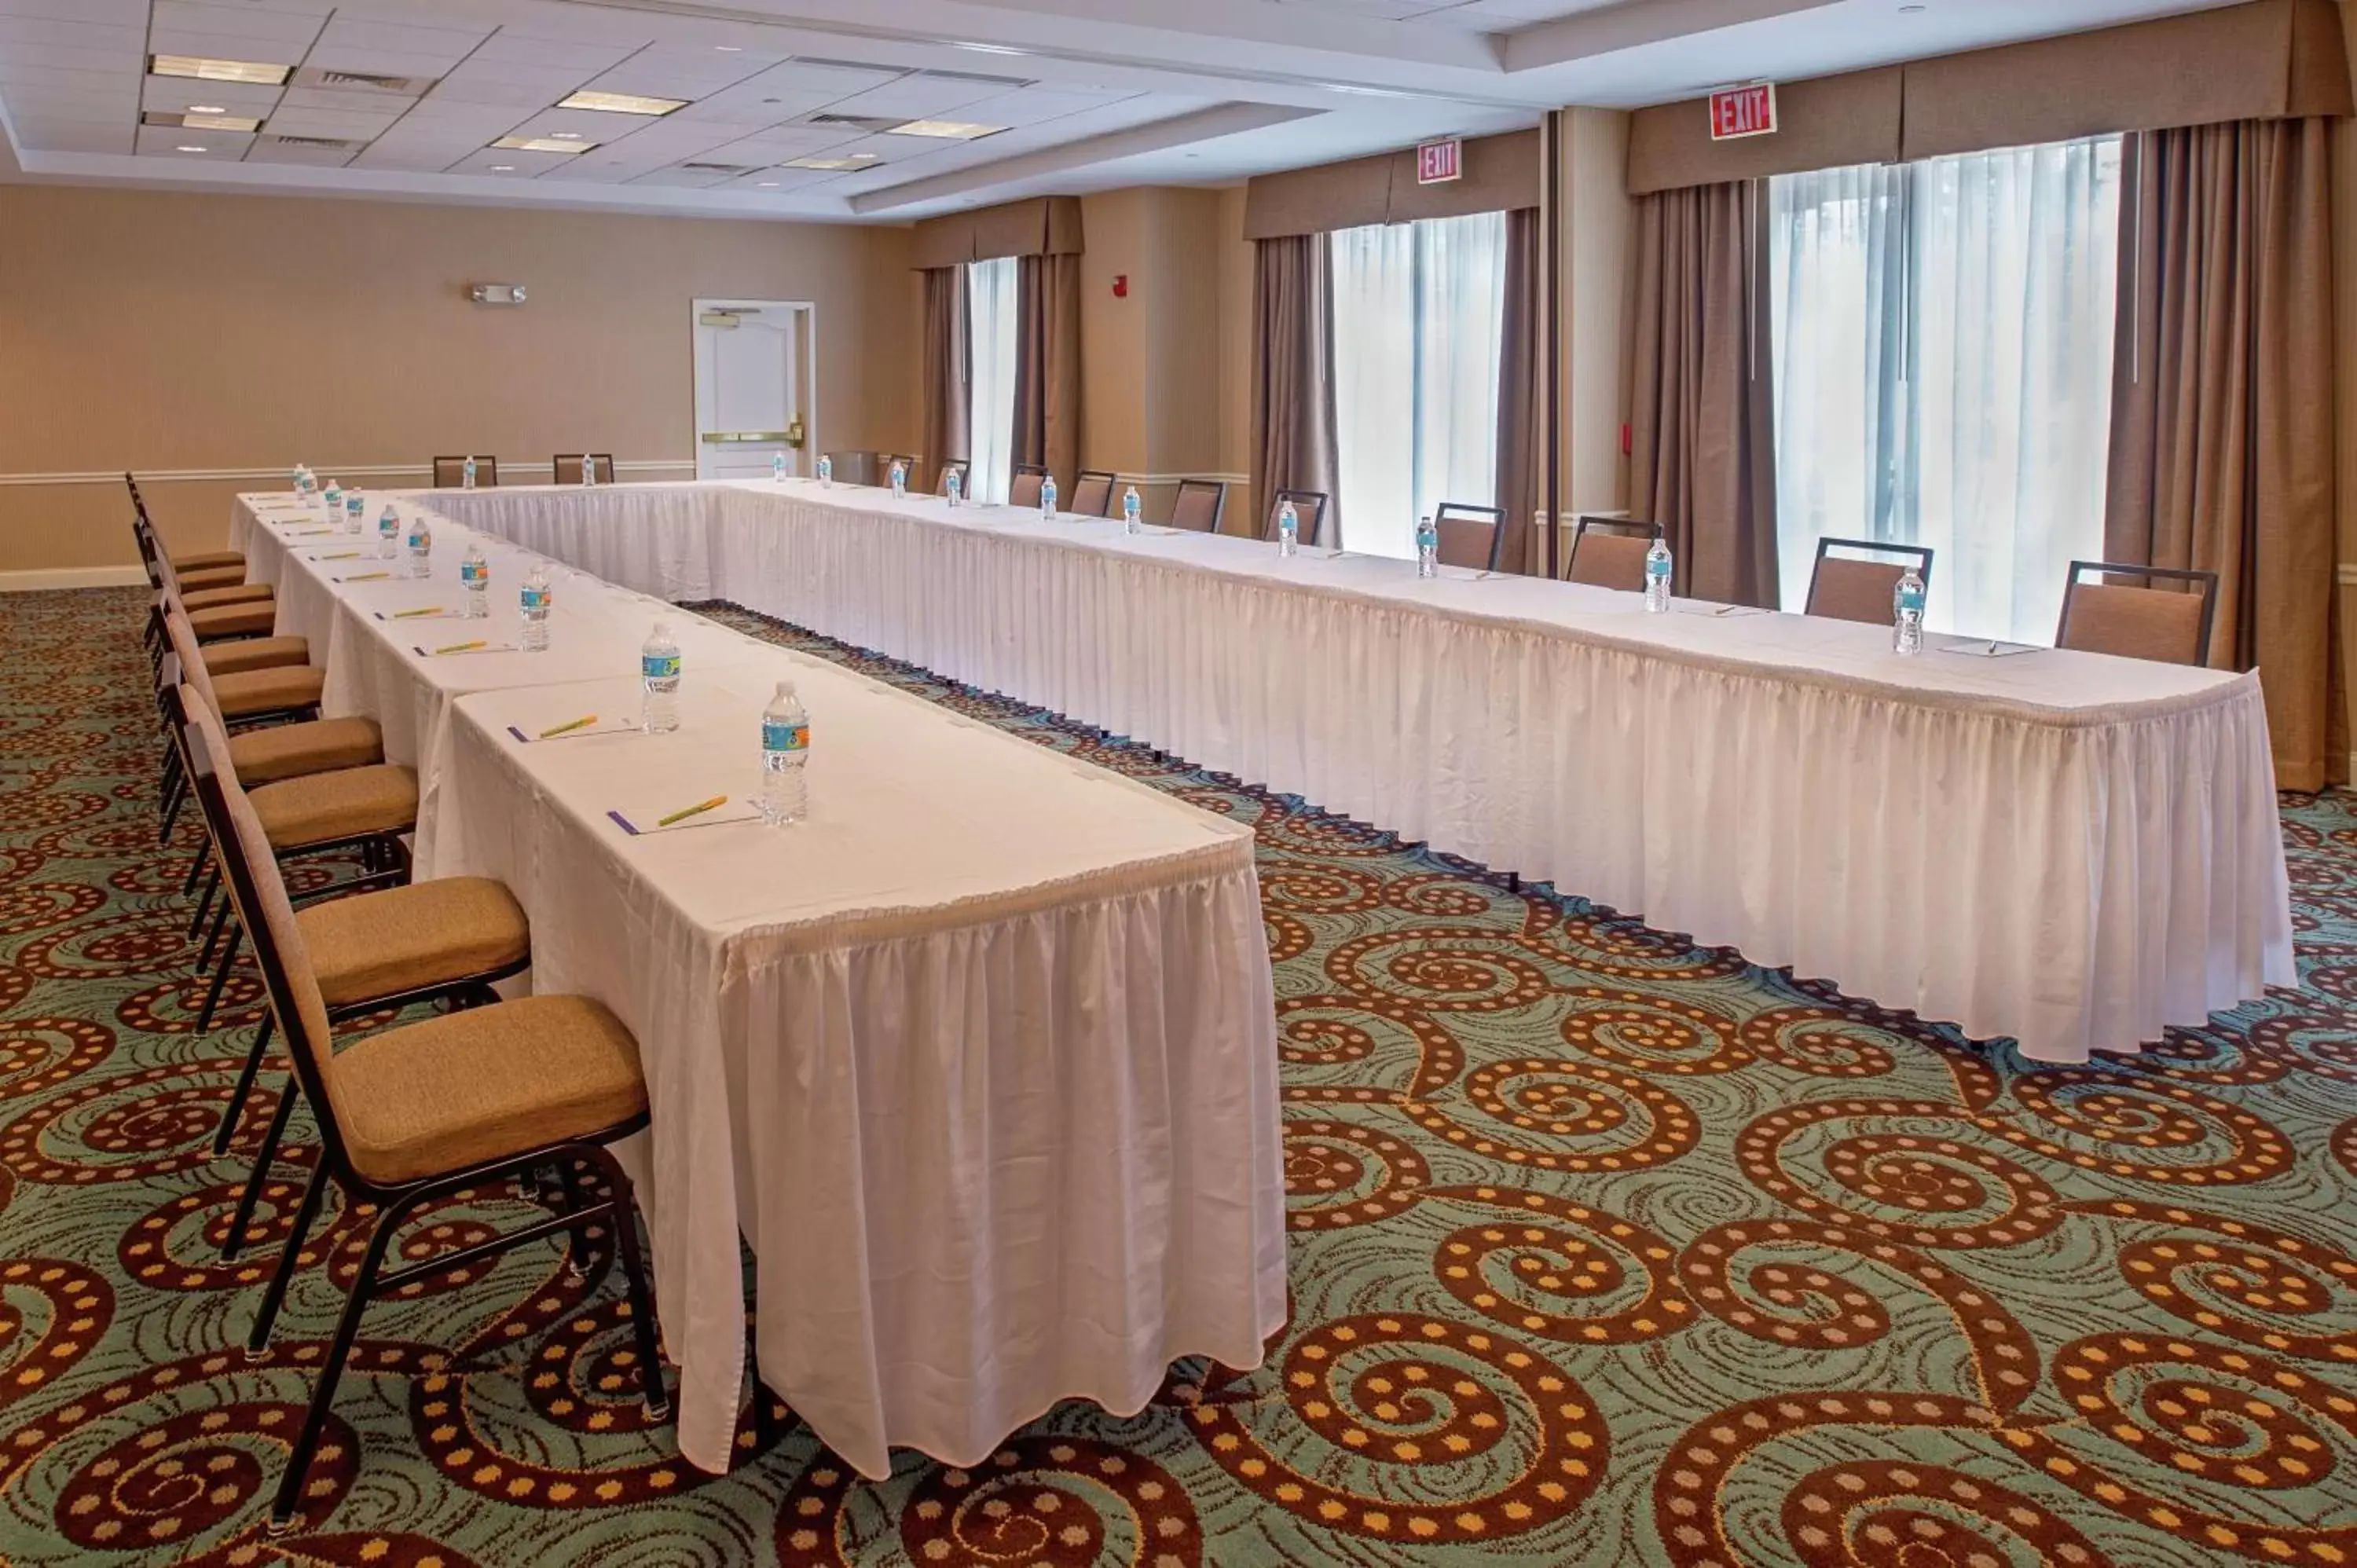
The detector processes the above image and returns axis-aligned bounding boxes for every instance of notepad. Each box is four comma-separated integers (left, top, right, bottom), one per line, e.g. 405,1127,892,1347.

606,800,764,835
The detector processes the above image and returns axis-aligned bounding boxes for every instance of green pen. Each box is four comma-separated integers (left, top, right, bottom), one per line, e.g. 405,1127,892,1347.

657,794,728,827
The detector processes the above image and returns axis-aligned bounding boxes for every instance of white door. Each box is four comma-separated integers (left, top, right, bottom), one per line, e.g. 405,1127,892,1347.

693,300,813,481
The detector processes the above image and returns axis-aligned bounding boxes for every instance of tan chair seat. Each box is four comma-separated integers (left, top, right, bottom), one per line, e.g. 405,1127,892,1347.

227,716,383,786
250,764,416,849
328,995,645,1184
298,877,528,1012
189,601,278,641
202,636,310,677
210,664,325,720
176,549,245,573
179,564,247,591
182,582,272,610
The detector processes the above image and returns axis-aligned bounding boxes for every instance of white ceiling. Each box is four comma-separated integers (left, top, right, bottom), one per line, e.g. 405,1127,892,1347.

0,0,2242,221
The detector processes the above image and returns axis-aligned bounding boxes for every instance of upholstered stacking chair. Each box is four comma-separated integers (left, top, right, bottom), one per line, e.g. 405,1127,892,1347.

1434,501,1508,572
196,738,665,1534
1069,470,1118,518
432,455,497,488
1170,479,1226,533
937,460,969,498
127,473,248,589
1805,537,1936,625
1009,463,1049,509
887,453,920,485
180,720,528,1273
1562,515,1660,591
552,453,615,485
135,512,270,610
1266,489,1330,549
2055,561,2220,666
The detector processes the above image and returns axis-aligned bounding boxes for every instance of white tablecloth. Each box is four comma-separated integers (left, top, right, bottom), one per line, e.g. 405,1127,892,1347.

424,480,2298,1064
227,493,1287,1480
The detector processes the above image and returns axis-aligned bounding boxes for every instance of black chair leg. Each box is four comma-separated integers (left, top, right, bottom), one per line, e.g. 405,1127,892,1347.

181,840,212,898
198,897,233,969
247,1160,329,1356
187,868,219,941
269,1192,409,1534
214,1012,275,1156
196,929,243,1033
222,1070,295,1262
159,768,186,843
586,1145,669,1420
554,1157,593,1283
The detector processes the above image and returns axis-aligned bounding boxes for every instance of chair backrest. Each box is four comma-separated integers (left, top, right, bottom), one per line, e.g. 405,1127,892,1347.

887,454,918,482
1433,502,1505,572
1008,464,1048,509
1561,515,1658,591
2056,561,2219,665
1267,489,1329,548
937,460,969,499
1805,537,1934,626
1070,470,1117,518
433,456,497,488
159,602,229,735
552,454,614,485
1171,480,1226,533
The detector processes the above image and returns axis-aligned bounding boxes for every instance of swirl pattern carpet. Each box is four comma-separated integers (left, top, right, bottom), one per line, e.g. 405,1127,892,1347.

0,584,2354,1566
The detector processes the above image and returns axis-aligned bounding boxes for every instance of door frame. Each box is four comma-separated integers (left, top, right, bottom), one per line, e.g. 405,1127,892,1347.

691,298,817,481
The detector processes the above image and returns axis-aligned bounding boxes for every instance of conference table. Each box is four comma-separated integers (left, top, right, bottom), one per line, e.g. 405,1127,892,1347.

416,478,2296,1068
225,492,1287,1480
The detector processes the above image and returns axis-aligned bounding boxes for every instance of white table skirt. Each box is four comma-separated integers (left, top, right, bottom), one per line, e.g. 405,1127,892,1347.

425,480,2298,1064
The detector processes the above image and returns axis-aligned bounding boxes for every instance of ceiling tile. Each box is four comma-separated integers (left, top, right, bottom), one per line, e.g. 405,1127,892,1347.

263,103,405,137
246,132,359,165
812,71,1015,123
147,27,313,66
141,75,284,113
0,0,145,22
18,119,132,151
135,121,253,156
445,145,576,176
469,30,644,74
153,1,328,45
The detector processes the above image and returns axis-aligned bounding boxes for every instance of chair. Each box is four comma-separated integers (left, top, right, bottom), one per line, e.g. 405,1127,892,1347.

552,454,614,485
937,460,969,499
126,473,247,584
432,456,497,488
196,735,665,1533
1433,502,1507,573
1170,480,1226,533
1559,515,1659,592
886,454,920,486
1805,537,1935,626
2055,561,2220,666
1266,489,1330,549
1008,463,1049,510
1065,470,1115,518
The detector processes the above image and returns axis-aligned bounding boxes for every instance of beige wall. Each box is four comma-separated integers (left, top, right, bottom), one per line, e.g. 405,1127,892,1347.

0,184,913,576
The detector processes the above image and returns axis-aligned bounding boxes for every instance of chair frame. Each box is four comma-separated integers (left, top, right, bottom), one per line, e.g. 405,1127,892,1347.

1009,463,1050,508
432,455,498,489
1172,478,1228,533
552,453,615,485
1267,489,1329,549
1070,469,1120,518
1561,515,1661,586
191,726,667,1533
2057,559,2220,666
1435,501,1509,573
1805,536,1935,618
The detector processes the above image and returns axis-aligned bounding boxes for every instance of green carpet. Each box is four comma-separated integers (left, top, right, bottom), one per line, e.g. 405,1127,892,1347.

2,584,2355,1566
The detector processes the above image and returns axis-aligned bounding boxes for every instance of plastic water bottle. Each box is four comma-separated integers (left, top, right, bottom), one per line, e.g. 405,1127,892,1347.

519,566,551,652
816,454,833,489
1644,536,1673,613
1893,564,1926,654
405,513,432,578
640,621,680,734
946,468,963,507
1040,474,1058,520
290,465,308,495
324,480,343,522
462,455,478,491
760,680,810,826
1277,500,1299,558
889,459,907,500
347,493,367,537
579,452,597,488
1416,515,1439,579
460,544,489,617
772,452,787,484
1123,485,1142,535
376,504,400,559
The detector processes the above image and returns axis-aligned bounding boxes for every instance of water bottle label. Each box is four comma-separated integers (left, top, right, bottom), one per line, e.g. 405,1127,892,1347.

642,654,680,681
519,588,548,612
461,562,486,586
1648,559,1671,581
1899,588,1926,614
763,720,809,753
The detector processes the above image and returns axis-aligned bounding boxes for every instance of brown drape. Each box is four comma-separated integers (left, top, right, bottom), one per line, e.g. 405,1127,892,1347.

2104,116,2342,790
918,266,969,494
1625,180,1780,607
1250,233,1340,544
1014,254,1082,493
1494,207,1544,576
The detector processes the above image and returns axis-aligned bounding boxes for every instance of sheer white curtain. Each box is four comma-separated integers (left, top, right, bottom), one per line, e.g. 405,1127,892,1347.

966,255,1019,504
1769,137,2122,643
1331,211,1506,558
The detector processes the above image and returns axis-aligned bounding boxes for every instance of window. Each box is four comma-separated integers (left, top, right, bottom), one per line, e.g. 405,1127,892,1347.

1331,211,1507,558
1769,137,2122,643
966,255,1019,504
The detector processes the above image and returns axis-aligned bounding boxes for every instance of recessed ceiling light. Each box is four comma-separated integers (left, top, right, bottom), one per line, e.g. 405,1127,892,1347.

143,110,263,132
151,53,291,86
757,180,779,186
491,163,515,171
552,130,585,139
784,156,876,170
949,41,1029,56
715,45,742,52
558,90,688,116
888,119,1006,141
492,134,597,154
189,104,225,115
176,145,208,153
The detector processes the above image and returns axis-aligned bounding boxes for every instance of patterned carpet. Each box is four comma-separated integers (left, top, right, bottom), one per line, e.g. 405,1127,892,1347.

3,585,2357,1566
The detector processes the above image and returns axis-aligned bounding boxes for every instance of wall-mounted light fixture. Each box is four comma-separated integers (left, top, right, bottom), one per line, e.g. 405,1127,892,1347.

468,282,527,306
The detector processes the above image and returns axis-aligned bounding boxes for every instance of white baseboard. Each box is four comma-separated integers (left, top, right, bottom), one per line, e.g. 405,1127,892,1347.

0,566,146,592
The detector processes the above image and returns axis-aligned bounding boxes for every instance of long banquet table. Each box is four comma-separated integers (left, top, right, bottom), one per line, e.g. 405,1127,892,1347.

412,478,2298,1067
225,492,1288,1479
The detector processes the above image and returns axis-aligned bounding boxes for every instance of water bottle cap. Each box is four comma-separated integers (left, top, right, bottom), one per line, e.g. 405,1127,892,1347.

652,620,671,636
775,680,795,700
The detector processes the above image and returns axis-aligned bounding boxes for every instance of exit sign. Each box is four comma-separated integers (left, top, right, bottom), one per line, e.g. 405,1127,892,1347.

1416,137,1461,185
1707,82,1778,141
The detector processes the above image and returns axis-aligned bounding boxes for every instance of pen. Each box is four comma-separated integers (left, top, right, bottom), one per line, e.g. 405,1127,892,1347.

392,606,446,619
537,714,598,738
656,794,727,827
340,570,390,582
431,639,486,654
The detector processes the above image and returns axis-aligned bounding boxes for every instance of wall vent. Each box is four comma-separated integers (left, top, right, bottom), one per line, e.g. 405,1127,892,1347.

291,66,433,95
